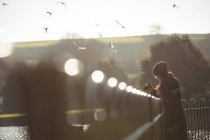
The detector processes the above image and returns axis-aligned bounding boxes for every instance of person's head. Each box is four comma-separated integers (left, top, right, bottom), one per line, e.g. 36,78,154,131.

152,61,169,81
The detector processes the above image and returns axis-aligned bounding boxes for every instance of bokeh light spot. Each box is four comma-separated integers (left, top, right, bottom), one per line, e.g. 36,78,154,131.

91,70,104,83
107,77,118,87
64,58,80,76
126,86,132,93
118,82,127,90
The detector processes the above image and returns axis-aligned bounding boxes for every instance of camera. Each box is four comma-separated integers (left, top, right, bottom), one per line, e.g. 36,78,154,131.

143,83,152,91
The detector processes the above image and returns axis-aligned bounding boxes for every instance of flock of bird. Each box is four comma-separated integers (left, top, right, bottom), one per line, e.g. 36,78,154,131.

1,1,8,6
1,0,67,34
44,1,67,33
1,0,181,53
1,0,180,35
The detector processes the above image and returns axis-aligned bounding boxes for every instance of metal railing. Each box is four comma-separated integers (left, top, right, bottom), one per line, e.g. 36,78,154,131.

0,68,163,140
182,98,210,140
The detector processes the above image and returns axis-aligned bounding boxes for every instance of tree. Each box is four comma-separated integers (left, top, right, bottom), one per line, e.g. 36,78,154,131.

97,59,128,83
43,38,109,76
139,35,210,98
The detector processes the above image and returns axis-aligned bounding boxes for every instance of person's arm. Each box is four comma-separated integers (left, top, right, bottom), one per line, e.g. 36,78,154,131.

150,88,159,98
144,83,160,98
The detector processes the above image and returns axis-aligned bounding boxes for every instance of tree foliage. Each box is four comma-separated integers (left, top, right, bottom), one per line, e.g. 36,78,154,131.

97,59,128,83
140,35,210,98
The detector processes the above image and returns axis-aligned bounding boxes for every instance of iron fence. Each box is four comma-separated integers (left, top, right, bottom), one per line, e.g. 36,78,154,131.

182,98,210,140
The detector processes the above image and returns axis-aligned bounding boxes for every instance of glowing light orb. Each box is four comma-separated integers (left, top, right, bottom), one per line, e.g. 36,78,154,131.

107,77,118,87
131,88,137,94
118,82,127,90
126,86,132,93
64,58,80,76
137,90,145,96
91,70,104,83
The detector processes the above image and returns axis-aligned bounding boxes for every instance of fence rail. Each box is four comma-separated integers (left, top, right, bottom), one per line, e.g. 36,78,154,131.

0,68,163,140
1,65,210,140
182,98,210,140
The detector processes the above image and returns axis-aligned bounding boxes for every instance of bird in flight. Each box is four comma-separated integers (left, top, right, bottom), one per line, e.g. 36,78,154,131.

56,1,67,11
46,11,53,17
43,27,48,33
46,11,52,17
173,4,179,8
115,20,125,28
1,2,8,6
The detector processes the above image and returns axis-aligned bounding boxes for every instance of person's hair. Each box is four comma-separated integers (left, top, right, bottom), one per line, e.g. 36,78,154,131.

152,61,169,76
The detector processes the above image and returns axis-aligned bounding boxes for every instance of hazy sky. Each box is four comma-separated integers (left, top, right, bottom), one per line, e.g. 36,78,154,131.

0,0,210,42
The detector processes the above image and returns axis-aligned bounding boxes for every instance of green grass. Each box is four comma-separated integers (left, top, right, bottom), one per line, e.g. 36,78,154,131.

0,113,27,119
66,108,105,115
13,36,145,48
14,40,58,48
13,34,210,48
97,36,145,43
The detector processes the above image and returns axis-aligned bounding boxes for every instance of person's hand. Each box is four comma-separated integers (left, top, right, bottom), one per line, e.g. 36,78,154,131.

143,83,154,91
143,83,159,97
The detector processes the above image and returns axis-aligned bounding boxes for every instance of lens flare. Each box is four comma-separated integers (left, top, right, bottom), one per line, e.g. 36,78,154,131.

107,77,118,87
131,88,137,94
91,70,104,83
64,58,80,76
126,86,132,93
118,82,127,90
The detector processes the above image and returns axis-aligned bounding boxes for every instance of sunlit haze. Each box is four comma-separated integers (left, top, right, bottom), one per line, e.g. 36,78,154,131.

0,0,210,42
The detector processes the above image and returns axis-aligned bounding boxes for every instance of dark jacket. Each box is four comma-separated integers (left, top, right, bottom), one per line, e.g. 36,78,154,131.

157,72,187,140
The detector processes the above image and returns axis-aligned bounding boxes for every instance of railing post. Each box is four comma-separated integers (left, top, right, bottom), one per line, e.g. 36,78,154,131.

148,96,153,140
159,99,164,140
207,99,210,140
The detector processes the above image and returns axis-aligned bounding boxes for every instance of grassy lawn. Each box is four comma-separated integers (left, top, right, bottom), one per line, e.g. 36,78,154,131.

14,40,58,48
97,36,145,43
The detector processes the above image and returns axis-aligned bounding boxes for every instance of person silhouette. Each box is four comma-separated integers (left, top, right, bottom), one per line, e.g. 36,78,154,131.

144,61,187,140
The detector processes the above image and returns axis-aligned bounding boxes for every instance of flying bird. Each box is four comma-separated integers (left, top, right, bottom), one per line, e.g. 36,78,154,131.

56,1,67,11
1,2,8,6
46,11,52,17
43,27,48,33
173,4,179,8
115,20,125,28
